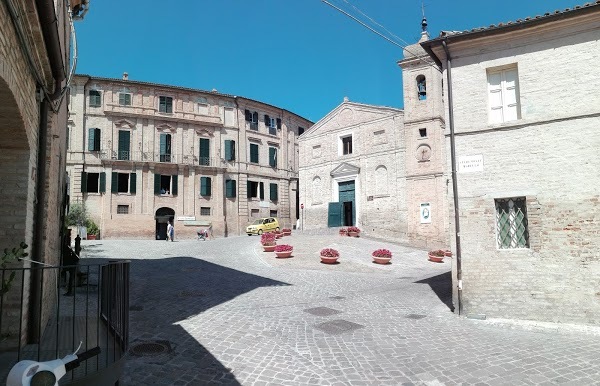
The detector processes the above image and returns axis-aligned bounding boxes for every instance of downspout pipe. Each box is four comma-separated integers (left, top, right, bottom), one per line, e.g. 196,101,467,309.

442,39,463,316
35,0,66,99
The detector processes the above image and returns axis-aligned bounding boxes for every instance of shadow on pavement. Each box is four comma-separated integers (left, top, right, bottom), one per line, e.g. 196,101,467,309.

415,271,454,312
86,255,290,385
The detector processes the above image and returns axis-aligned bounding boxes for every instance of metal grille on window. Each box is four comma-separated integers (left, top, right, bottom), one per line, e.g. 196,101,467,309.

117,205,129,214
495,197,529,249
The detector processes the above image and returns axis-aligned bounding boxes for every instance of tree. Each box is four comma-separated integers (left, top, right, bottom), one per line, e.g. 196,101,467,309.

65,203,89,227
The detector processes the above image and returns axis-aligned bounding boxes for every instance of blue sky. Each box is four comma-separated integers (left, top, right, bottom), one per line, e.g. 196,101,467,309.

75,0,582,122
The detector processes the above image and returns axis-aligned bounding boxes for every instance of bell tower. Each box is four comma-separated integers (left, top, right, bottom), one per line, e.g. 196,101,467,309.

397,17,448,249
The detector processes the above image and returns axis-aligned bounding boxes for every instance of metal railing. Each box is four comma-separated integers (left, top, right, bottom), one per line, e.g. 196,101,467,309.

0,260,130,384
97,150,224,167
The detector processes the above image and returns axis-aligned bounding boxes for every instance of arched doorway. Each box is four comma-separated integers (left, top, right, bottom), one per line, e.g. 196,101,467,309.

155,207,175,240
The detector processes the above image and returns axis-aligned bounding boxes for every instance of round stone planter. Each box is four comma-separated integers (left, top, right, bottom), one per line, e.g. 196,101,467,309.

444,250,452,257
275,233,283,239
320,255,339,264
282,231,291,236
347,232,359,238
262,244,276,252
428,254,444,263
87,234,97,240
275,251,293,258
372,256,392,265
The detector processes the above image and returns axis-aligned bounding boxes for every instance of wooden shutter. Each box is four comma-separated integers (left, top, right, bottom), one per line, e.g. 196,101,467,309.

224,140,235,161
269,147,277,167
230,140,235,161
159,96,166,112
276,118,281,130
327,202,343,227
226,179,236,198
166,97,173,113
118,130,130,160
245,109,251,121
200,177,211,196
130,173,136,194
199,138,210,164
250,144,258,163
99,172,106,193
160,133,167,155
154,173,160,195
264,114,270,126
172,175,178,196
94,128,100,151
259,182,264,200
247,181,252,198
88,128,95,151
111,172,118,193
81,172,87,193
270,183,278,201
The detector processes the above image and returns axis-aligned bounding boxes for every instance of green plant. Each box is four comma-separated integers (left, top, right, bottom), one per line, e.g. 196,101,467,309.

65,203,89,227
86,219,99,236
1,242,28,296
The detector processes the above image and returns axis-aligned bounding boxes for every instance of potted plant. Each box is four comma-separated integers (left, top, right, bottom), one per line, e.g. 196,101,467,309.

260,232,277,252
320,248,340,264
372,248,392,264
444,250,453,257
274,244,293,258
86,219,100,240
339,228,348,236
274,230,283,239
428,249,445,263
282,228,292,236
347,226,360,237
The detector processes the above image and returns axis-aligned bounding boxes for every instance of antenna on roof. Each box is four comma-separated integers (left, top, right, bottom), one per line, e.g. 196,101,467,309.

421,1,428,32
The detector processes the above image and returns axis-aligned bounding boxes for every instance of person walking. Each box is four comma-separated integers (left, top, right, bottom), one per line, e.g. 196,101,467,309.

167,221,174,242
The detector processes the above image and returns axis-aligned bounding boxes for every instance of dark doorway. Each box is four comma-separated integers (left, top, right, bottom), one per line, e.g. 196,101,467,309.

343,201,353,226
155,207,175,240
338,180,355,226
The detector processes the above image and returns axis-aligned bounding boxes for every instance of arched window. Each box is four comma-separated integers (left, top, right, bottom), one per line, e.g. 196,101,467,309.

312,176,322,203
416,75,426,100
375,166,388,194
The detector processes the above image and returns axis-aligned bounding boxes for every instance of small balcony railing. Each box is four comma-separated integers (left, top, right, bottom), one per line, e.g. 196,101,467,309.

97,150,226,167
0,260,130,385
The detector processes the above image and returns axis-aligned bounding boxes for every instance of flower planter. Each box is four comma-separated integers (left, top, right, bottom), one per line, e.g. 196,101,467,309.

347,232,359,238
262,245,276,252
320,255,339,264
275,251,293,258
428,254,444,263
444,250,452,257
275,233,282,239
87,235,97,240
372,257,391,265
282,231,291,236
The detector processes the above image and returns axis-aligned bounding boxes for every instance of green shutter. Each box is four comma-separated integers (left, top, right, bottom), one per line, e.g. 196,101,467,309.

270,183,278,201
94,128,100,151
200,177,212,196
327,202,343,227
276,118,281,130
154,173,160,195
118,130,130,160
250,144,259,163
160,133,167,155
259,182,264,200
199,138,210,165
224,140,232,161
99,172,106,193
172,175,178,196
130,173,136,194
88,128,95,151
269,147,277,167
111,172,118,193
226,179,236,198
81,172,87,193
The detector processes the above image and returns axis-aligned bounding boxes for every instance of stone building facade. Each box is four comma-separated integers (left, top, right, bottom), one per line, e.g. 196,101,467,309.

298,29,449,249
422,3,600,325
67,75,312,239
0,0,71,348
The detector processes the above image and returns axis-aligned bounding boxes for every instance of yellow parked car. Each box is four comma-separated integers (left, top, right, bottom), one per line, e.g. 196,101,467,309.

246,217,279,235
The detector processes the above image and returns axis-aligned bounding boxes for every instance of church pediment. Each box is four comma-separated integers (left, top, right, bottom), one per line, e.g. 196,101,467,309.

155,122,176,132
330,162,360,178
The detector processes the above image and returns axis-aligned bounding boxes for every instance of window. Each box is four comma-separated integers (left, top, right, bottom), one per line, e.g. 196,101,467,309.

88,128,101,151
118,130,130,160
159,96,173,113
250,143,259,164
341,135,352,155
117,205,129,214
270,210,278,218
200,207,211,216
200,176,212,196
119,93,131,106
269,147,277,168
224,140,235,161
419,128,427,138
270,183,278,201
488,66,520,124
298,127,305,136
199,138,210,165
89,90,101,107
225,179,236,198
111,172,136,194
495,197,529,249
245,109,259,130
416,75,426,100
81,172,106,193
160,133,172,162
154,174,178,196
247,181,259,198
264,115,278,135
251,209,260,217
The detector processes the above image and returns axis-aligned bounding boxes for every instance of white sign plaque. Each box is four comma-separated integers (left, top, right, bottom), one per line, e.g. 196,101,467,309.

458,154,484,173
420,203,432,224
177,216,196,221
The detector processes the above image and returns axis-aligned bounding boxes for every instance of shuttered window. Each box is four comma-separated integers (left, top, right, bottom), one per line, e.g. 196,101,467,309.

160,133,172,162
118,130,130,160
199,138,210,165
270,183,278,201
225,179,236,198
269,147,277,167
159,96,173,113
224,140,235,161
89,90,101,107
88,128,100,151
119,93,131,106
259,182,264,200
130,173,136,194
200,176,212,196
250,143,259,164
488,67,520,124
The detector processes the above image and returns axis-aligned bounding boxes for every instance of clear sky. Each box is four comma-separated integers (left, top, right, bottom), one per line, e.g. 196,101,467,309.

74,0,583,122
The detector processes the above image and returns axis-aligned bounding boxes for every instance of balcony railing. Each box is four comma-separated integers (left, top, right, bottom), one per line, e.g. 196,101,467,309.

97,150,226,167
0,260,130,385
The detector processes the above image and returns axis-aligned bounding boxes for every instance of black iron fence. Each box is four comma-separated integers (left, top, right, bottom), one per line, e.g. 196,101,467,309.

0,260,130,384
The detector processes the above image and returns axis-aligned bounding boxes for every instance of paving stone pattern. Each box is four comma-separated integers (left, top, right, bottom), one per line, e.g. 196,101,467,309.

81,234,600,385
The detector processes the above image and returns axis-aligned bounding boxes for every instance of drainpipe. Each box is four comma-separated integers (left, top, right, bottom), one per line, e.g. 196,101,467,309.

442,39,463,316
35,0,66,100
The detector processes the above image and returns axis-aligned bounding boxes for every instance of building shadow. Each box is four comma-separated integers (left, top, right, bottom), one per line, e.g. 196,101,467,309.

415,271,454,312
80,255,290,385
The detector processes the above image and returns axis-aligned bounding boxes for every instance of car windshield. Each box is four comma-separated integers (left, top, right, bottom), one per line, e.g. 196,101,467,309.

252,220,263,225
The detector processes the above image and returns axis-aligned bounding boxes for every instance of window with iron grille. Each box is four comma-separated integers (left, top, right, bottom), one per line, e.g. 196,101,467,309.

495,197,529,249
200,207,211,216
117,205,129,214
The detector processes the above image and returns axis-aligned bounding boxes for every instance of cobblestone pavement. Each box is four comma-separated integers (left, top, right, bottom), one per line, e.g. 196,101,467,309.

81,233,600,385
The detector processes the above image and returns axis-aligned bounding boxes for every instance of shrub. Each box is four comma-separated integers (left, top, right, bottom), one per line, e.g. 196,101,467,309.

65,203,89,227
1,242,28,296
320,248,339,257
86,219,100,236
274,244,293,252
347,226,360,233
372,249,392,258
260,232,276,246
429,249,446,257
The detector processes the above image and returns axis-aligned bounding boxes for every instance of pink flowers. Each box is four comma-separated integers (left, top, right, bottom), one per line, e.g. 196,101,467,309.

260,232,276,246
347,226,360,233
274,244,293,252
372,249,392,258
320,248,340,257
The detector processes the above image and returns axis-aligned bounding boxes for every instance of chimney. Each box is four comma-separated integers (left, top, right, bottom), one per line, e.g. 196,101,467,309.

123,72,128,81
